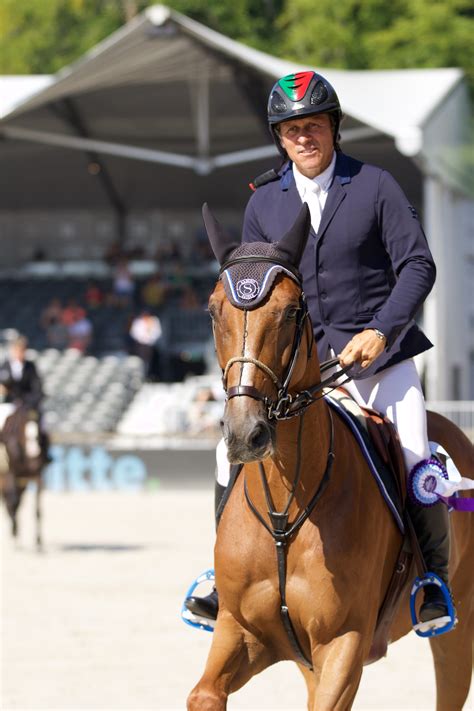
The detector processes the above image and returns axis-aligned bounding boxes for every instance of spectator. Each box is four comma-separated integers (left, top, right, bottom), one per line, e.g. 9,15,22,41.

40,298,63,331
141,272,167,310
111,259,135,307
129,310,162,380
46,316,69,350
85,282,104,309
40,299,68,349
61,299,85,327
68,312,93,353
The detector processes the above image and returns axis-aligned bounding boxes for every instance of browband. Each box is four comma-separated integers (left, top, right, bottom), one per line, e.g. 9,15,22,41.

220,255,302,283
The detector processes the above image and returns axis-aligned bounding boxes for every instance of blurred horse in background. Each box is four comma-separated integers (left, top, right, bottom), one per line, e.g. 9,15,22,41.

0,406,45,549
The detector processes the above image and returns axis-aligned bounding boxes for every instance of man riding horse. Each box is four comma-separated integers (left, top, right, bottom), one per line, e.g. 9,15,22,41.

0,335,50,463
185,70,452,628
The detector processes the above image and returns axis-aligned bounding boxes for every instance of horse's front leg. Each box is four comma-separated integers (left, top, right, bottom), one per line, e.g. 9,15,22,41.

35,477,42,551
187,610,274,710
311,630,365,711
4,471,20,539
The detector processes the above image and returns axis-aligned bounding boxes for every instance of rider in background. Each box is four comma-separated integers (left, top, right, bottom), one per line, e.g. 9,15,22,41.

186,70,452,629
0,336,50,462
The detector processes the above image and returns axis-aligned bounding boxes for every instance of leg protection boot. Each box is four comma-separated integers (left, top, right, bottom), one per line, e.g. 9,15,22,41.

184,481,226,620
407,498,452,622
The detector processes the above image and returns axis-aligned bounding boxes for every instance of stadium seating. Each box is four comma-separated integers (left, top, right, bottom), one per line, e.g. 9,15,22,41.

35,349,145,434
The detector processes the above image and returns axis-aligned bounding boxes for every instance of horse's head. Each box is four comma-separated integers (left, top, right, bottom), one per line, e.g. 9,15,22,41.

204,204,313,463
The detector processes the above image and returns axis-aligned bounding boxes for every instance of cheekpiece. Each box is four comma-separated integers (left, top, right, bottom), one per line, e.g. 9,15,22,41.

220,242,300,310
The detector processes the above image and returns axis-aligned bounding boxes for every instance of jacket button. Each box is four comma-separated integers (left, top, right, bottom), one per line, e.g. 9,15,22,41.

324,318,330,325
320,291,327,300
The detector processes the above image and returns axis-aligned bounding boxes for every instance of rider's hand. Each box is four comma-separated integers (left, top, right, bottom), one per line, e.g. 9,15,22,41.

338,329,386,369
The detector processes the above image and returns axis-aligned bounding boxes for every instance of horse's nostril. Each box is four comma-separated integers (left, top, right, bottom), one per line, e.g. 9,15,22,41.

248,423,270,451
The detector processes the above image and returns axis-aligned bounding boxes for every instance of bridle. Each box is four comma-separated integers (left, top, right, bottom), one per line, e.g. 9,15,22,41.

219,255,353,420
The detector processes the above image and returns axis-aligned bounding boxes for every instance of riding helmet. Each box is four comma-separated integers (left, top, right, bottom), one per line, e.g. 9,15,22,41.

267,70,342,155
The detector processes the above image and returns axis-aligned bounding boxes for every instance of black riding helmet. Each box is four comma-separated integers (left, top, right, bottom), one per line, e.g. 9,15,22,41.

268,71,342,157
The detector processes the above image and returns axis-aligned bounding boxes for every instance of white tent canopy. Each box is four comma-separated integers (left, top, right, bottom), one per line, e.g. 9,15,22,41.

0,4,472,399
0,5,468,184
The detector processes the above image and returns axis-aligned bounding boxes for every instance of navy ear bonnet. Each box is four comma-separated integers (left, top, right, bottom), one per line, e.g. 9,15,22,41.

220,242,301,310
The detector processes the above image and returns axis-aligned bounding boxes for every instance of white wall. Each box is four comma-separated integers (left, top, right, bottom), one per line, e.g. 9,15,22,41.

424,178,474,399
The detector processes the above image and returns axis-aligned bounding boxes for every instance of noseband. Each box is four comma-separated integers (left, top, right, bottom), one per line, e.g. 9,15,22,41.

219,255,352,420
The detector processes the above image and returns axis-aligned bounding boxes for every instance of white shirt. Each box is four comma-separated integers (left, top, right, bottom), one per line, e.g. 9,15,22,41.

130,316,162,346
293,151,336,233
9,358,24,381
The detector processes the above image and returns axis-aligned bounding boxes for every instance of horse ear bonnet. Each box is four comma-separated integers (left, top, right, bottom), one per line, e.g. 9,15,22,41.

216,204,311,310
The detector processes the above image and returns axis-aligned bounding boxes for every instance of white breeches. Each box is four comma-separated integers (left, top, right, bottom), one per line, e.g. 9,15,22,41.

335,357,431,471
215,358,430,487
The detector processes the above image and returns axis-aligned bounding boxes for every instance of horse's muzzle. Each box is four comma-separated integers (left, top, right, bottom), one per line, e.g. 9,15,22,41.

223,411,274,463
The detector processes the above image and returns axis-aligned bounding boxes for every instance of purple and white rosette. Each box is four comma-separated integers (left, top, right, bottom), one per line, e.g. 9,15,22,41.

408,454,474,511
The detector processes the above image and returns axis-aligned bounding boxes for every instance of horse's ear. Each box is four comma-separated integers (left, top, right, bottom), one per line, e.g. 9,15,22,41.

202,203,240,266
277,203,311,267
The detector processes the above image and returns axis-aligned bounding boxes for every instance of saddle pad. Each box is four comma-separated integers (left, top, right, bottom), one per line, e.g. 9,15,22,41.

325,395,405,533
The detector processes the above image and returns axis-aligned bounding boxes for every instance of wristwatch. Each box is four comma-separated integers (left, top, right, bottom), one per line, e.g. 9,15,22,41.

372,328,386,342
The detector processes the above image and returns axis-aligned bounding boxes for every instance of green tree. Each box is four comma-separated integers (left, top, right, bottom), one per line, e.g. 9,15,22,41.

278,0,474,90
0,0,149,74
366,0,474,88
0,0,472,94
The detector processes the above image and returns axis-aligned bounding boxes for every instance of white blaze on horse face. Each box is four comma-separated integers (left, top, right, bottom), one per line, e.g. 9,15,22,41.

240,310,269,392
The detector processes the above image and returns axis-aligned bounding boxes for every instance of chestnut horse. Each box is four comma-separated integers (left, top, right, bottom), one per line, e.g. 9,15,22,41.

0,407,44,548
187,206,474,710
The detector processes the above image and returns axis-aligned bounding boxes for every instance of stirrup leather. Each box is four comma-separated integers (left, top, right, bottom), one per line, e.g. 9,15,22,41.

410,573,457,637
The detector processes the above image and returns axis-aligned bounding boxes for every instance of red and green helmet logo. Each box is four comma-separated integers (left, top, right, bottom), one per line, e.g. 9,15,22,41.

278,71,315,102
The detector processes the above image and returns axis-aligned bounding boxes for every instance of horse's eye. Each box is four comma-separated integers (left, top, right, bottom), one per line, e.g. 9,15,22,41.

285,307,299,321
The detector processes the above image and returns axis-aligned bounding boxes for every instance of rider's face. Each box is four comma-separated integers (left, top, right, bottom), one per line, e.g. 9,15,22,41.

278,113,334,179
10,345,26,362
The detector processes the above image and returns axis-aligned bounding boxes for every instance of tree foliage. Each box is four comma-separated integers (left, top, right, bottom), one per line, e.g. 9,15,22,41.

0,0,472,92
0,0,149,74
278,0,473,89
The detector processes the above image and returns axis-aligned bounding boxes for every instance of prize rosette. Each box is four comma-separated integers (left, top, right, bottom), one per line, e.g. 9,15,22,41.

408,457,448,507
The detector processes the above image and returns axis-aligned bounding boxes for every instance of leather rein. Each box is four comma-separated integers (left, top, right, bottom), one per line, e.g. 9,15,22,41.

218,254,354,669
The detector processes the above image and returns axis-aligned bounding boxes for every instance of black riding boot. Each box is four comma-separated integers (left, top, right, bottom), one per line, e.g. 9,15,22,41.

407,498,452,623
184,481,225,620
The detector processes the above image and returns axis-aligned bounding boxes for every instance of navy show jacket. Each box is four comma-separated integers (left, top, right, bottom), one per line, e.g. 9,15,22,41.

242,152,436,378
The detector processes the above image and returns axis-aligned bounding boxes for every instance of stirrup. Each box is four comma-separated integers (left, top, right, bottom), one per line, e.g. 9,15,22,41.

181,568,215,633
410,573,457,637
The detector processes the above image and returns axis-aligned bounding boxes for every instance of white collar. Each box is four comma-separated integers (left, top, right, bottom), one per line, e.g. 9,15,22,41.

293,151,336,195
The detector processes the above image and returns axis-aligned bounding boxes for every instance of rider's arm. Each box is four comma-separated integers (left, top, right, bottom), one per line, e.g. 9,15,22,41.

365,170,436,348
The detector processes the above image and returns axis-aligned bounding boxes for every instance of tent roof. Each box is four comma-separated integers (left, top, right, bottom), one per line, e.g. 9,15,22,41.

0,4,468,210
1,4,463,156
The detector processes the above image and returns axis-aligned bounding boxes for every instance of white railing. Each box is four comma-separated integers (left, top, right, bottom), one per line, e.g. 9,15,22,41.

426,401,474,440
